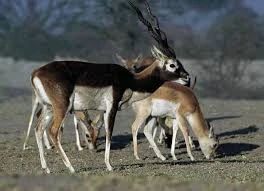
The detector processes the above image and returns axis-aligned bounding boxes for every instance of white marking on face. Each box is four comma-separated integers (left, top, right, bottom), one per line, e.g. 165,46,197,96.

33,77,51,104
165,59,179,73
151,99,179,118
171,78,188,85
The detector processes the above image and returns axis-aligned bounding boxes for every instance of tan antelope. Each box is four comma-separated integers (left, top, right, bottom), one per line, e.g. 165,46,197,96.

130,82,218,161
127,0,217,161
73,111,103,151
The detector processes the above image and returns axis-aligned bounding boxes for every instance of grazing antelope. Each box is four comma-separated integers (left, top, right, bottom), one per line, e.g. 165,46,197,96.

130,82,218,161
127,0,217,160
73,111,103,151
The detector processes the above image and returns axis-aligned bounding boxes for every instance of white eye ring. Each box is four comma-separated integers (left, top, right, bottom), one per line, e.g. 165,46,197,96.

166,60,179,72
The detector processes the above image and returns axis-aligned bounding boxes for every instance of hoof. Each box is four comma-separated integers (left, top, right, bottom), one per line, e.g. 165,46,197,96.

77,146,84,151
23,145,34,150
43,168,50,174
106,165,113,171
69,166,75,173
159,155,166,161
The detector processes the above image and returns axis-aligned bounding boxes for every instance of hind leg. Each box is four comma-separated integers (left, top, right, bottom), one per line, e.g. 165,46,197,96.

157,128,165,144
131,112,148,160
35,105,53,173
23,95,40,150
189,136,195,149
131,101,152,160
152,126,157,141
49,95,75,173
43,130,52,149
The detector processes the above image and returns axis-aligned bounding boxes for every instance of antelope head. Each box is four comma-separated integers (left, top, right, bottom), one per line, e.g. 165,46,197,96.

128,0,190,85
199,121,219,159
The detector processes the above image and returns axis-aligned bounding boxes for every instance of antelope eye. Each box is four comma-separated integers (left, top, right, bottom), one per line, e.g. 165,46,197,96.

170,64,176,68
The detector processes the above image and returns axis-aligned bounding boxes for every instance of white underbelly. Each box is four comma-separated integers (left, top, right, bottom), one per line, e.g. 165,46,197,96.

73,86,113,111
151,99,178,118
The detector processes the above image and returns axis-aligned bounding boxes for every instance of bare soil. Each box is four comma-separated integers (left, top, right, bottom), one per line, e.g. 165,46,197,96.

0,91,264,190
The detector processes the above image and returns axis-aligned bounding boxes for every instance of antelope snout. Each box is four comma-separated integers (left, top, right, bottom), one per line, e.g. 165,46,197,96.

180,71,189,79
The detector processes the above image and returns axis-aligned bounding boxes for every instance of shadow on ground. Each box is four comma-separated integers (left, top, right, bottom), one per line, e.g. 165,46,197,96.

217,125,258,138
96,133,145,152
95,117,260,160
207,115,242,123
216,142,259,158
216,125,260,157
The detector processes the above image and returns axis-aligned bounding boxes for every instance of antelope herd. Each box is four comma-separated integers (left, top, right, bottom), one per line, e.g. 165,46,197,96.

23,0,219,173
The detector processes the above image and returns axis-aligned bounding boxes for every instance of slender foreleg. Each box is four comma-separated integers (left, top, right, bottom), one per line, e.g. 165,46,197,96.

177,114,195,161
171,119,179,160
103,105,118,171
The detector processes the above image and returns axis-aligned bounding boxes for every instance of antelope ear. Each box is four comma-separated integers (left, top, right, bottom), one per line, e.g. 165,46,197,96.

115,53,127,67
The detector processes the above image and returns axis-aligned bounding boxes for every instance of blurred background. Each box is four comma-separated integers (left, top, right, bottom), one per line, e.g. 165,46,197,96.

0,0,263,99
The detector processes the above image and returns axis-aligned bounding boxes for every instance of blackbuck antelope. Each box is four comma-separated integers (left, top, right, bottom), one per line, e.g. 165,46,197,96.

131,82,218,161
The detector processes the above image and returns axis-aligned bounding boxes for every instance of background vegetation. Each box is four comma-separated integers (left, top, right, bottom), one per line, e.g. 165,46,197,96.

0,0,263,98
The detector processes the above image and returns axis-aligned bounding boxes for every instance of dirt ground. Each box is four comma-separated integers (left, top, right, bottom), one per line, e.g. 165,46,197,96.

0,89,264,190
